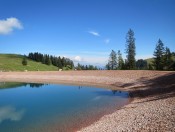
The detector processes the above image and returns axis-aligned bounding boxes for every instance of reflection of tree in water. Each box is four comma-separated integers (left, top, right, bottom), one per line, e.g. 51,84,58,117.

111,90,121,95
78,86,82,89
0,82,47,89
29,83,46,88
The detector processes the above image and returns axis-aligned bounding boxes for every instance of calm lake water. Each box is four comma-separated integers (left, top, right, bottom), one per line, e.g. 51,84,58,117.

0,82,129,132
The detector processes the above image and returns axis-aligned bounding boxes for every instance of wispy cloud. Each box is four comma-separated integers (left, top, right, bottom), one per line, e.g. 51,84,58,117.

88,30,100,36
0,17,23,35
104,38,110,44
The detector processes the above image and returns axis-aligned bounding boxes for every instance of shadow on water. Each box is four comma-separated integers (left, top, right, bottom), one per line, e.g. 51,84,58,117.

76,85,129,98
94,90,129,98
123,72,175,103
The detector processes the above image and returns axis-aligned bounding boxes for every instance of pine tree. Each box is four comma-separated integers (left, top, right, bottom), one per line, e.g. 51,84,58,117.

106,63,110,70
61,57,66,67
70,61,74,69
164,47,173,70
42,55,46,64
148,63,153,70
170,51,175,70
153,39,165,70
125,29,136,69
117,50,124,70
22,57,27,66
45,55,51,65
85,65,88,70
108,50,117,70
57,56,62,69
136,59,147,70
77,63,82,70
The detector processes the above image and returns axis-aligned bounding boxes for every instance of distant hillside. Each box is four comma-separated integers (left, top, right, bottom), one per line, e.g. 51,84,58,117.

0,54,58,71
145,58,154,65
145,56,175,65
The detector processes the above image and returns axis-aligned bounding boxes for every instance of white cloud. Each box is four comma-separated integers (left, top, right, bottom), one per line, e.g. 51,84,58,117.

0,17,23,35
88,31,100,36
104,38,110,44
58,51,109,66
74,56,82,62
0,106,25,124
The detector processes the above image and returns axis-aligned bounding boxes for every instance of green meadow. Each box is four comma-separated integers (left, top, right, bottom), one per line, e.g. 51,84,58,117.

0,54,58,71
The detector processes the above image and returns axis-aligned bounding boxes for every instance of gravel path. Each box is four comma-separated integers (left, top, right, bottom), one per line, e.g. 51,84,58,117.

0,70,175,132
78,97,175,132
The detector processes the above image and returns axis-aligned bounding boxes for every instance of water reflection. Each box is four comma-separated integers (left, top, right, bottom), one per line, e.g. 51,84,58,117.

94,90,128,97
78,86,83,90
0,82,47,89
0,82,27,89
29,83,46,88
0,106,25,124
111,90,122,95
0,82,129,132
91,96,101,101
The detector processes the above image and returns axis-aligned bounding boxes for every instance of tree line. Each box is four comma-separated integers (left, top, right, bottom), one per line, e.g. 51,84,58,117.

27,52,74,69
76,63,98,70
153,39,175,70
106,29,175,70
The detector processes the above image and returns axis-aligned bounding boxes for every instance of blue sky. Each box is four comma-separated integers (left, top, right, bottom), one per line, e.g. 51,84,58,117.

0,0,175,66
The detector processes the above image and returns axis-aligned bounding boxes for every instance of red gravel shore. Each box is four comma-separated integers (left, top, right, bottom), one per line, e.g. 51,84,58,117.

0,70,175,131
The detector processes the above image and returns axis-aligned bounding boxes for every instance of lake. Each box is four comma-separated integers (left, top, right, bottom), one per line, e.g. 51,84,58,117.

0,82,130,132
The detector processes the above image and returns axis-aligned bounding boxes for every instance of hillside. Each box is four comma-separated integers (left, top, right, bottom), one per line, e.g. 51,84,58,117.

0,54,58,71
146,56,175,65
145,58,154,65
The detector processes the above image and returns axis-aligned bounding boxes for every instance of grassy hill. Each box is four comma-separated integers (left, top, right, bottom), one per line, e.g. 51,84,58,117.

145,58,154,65
145,56,175,65
0,54,58,71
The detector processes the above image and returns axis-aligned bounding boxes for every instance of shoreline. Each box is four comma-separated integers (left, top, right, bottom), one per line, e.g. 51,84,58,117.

0,70,175,131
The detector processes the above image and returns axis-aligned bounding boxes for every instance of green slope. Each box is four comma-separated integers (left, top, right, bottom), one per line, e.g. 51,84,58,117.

145,58,154,65
146,56,175,65
0,54,58,71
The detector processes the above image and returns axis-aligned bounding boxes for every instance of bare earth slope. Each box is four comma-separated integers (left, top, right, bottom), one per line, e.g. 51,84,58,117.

0,70,175,131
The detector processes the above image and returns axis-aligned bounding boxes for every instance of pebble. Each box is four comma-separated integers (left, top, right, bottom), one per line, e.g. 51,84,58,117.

78,96,175,132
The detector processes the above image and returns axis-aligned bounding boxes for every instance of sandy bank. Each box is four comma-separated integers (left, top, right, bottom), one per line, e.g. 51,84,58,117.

0,70,175,131
0,70,172,88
